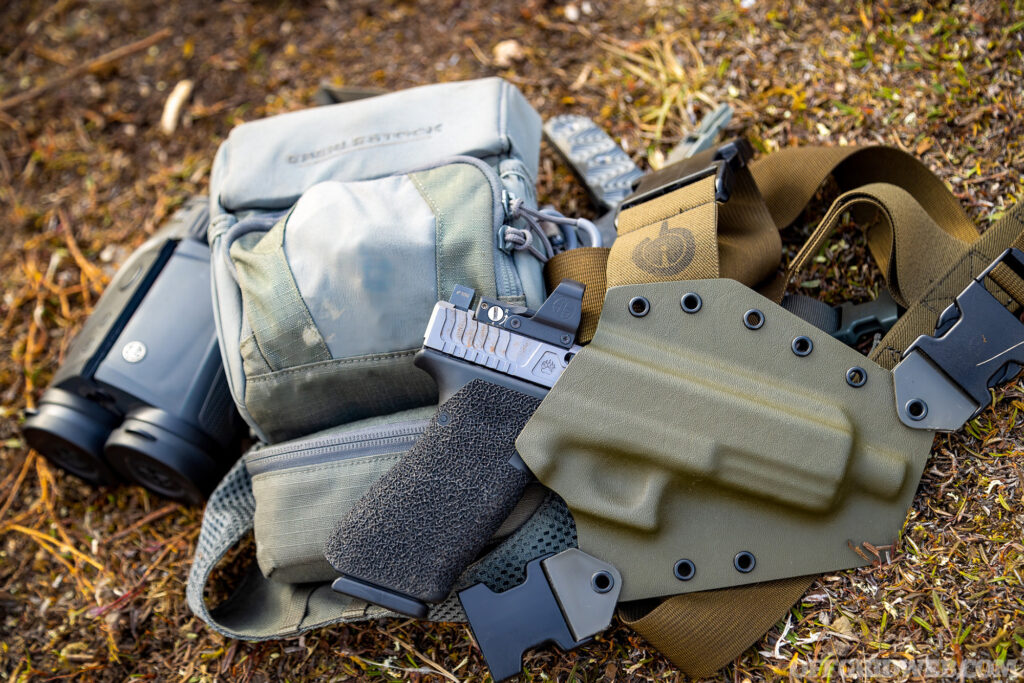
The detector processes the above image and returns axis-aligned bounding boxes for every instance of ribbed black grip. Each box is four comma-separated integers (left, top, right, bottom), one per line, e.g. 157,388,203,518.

324,379,540,604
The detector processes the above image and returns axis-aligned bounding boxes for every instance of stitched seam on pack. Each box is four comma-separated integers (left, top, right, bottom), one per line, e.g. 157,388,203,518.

498,80,509,157
245,349,419,382
251,454,404,482
408,171,444,299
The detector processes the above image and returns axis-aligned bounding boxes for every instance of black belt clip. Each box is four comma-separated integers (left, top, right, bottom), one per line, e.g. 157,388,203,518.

893,247,1024,431
459,549,621,682
619,137,753,218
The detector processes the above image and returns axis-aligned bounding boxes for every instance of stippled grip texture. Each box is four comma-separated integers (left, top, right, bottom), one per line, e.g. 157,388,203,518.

324,379,540,603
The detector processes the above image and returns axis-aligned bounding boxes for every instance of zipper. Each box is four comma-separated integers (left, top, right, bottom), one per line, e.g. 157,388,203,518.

245,421,428,476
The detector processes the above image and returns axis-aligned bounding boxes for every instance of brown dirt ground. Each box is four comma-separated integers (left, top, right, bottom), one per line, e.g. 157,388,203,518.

1,0,1022,681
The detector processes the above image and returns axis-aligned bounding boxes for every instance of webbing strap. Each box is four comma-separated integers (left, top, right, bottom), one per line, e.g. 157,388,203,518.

547,144,1024,675
609,146,782,289
567,145,987,317
987,228,1024,307
543,247,609,343
619,575,815,678
871,202,1024,369
779,294,841,333
611,173,721,284
751,146,980,303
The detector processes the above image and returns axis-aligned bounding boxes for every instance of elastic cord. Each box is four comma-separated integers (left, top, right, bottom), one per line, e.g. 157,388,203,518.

506,198,604,265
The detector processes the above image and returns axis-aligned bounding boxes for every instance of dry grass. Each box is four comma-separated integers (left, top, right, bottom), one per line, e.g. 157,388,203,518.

1,1,1022,681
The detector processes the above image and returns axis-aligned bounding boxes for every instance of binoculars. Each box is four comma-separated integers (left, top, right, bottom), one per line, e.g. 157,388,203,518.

22,197,244,504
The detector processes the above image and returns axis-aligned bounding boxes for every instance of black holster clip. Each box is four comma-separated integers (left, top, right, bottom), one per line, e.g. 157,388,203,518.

893,248,1024,431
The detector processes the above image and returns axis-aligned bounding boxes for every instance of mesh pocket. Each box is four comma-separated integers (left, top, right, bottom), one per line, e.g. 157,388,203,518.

429,492,577,622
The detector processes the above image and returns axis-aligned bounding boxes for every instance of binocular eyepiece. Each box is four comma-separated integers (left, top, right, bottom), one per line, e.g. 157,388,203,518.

22,198,245,504
24,391,237,504
23,388,121,485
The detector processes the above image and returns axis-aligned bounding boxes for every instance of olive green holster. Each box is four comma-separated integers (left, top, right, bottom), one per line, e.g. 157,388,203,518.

522,144,1024,676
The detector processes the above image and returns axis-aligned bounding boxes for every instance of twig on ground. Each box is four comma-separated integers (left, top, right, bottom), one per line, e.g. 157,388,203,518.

394,638,460,682
0,28,172,112
104,503,181,543
0,453,36,525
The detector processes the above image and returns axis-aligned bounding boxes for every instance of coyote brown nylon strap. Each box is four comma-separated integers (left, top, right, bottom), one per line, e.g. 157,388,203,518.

543,247,609,344
618,575,815,678
543,145,783,343
871,202,1024,370
610,146,782,289
546,144,1024,675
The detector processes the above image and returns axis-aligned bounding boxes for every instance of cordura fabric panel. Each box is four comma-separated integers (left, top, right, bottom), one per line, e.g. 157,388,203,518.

243,350,436,443
409,163,498,303
252,452,405,584
283,176,440,359
230,223,332,372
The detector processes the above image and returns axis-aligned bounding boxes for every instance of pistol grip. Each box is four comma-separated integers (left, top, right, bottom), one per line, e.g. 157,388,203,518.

325,379,540,614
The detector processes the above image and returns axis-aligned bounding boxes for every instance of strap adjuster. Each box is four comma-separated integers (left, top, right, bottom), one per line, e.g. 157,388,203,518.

618,138,753,216
893,248,1024,431
834,290,900,346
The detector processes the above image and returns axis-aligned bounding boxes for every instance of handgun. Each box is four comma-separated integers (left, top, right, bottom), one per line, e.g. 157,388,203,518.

325,279,586,618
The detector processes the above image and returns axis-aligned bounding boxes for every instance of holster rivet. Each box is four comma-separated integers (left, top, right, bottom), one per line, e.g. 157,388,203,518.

905,398,928,420
733,551,756,573
628,296,651,317
743,309,764,330
680,293,702,314
591,570,614,593
673,559,696,581
791,335,813,357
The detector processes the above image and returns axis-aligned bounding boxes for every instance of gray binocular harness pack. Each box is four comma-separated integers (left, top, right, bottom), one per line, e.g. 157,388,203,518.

189,79,593,667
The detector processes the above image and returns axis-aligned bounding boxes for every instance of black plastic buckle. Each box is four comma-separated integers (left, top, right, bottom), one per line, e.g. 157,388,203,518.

618,138,753,215
458,549,621,682
893,248,1024,430
834,290,900,347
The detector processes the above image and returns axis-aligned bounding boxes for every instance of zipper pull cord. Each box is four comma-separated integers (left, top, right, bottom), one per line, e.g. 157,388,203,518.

504,197,603,263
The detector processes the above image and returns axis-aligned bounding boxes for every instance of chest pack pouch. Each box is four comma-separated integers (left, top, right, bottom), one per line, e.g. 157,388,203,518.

208,78,549,443
189,79,581,640
186,407,577,639
514,142,1024,677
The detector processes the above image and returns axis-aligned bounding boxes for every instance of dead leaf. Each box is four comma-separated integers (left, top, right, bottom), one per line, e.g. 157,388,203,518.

492,39,526,67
